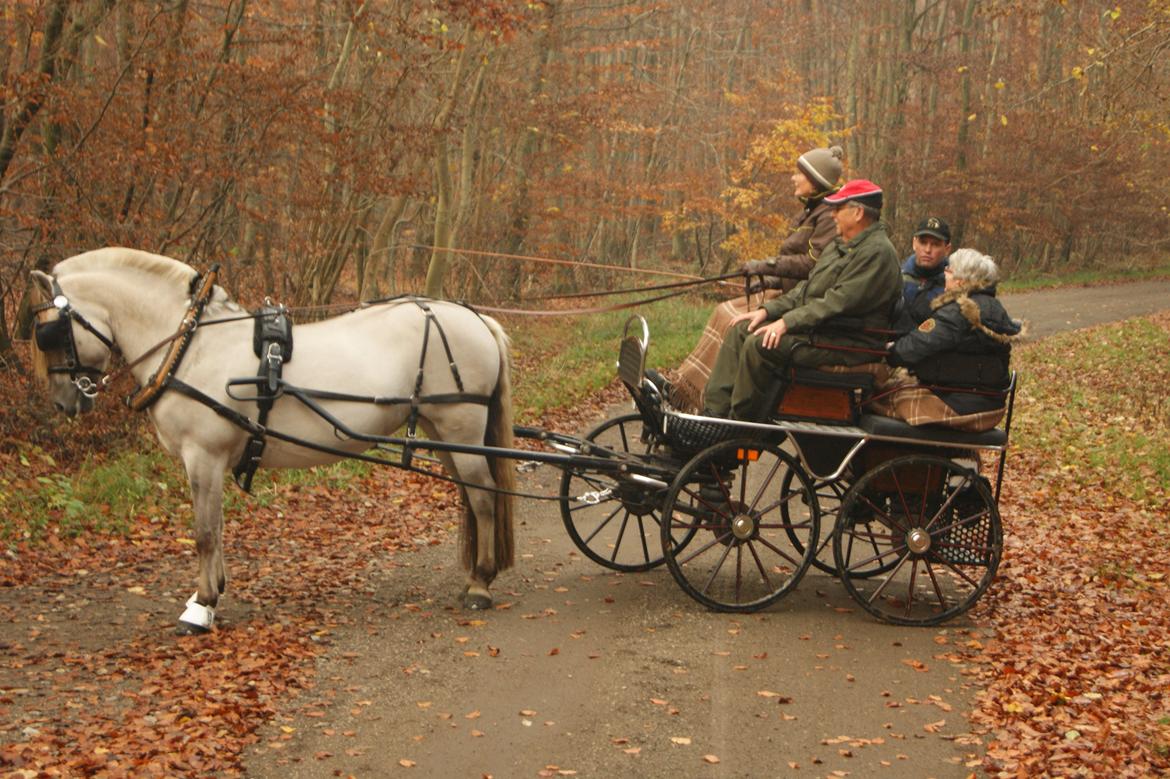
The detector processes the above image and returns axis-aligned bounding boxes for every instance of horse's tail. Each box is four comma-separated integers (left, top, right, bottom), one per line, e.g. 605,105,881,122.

481,315,515,571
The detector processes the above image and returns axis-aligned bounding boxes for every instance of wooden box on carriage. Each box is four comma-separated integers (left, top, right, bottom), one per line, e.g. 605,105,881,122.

774,363,886,425
774,384,856,423
859,445,949,493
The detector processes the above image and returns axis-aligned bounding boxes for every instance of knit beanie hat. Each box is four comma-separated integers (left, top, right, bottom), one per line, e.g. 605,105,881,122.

797,146,845,192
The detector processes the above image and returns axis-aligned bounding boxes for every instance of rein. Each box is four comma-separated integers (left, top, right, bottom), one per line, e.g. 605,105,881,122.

470,283,716,317
517,272,741,302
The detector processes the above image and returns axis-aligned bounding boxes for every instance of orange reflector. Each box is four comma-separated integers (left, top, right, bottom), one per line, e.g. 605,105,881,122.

736,448,760,462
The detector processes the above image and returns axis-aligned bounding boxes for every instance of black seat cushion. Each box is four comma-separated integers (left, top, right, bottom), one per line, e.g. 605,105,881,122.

790,367,876,393
859,413,1008,447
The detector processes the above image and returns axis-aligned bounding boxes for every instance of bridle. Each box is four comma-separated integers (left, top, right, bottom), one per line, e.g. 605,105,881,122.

32,281,116,399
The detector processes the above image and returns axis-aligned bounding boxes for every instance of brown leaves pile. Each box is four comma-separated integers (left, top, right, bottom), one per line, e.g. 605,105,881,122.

968,313,1170,775
0,464,461,775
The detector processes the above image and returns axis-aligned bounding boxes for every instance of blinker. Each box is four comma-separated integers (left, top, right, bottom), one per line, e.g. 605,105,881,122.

35,316,71,352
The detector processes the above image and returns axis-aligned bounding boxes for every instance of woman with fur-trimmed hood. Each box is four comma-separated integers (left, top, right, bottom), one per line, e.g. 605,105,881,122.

871,248,1024,431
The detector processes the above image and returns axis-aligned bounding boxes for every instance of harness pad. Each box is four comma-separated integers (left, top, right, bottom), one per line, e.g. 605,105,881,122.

233,304,294,492
253,305,293,363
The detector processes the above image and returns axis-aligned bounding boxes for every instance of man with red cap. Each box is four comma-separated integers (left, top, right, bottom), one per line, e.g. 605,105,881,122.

703,179,902,420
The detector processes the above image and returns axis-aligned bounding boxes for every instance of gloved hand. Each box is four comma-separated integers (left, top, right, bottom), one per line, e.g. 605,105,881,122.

747,275,785,294
741,259,775,276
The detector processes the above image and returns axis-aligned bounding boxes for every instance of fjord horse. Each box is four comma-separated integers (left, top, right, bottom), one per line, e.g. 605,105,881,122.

29,248,514,633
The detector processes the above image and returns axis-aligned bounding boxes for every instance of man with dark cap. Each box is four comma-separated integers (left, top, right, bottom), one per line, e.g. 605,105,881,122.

898,216,953,328
703,179,901,421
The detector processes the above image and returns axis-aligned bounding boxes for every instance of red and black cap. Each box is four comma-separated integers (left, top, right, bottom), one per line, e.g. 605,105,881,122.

824,179,883,211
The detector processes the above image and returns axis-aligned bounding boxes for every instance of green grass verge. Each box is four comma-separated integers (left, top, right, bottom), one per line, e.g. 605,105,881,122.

1,448,187,540
1001,263,1170,292
1,439,381,542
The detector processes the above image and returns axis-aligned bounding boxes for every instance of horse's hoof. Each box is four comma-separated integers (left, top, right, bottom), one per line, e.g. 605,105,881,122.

177,592,215,633
463,590,492,611
175,620,211,636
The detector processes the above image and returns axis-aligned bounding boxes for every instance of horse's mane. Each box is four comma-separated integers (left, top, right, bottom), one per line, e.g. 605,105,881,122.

27,273,51,385
52,247,243,315
54,247,199,288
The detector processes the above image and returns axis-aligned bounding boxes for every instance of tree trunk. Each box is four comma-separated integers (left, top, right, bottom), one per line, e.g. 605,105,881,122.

0,0,69,186
424,36,472,299
498,1,558,295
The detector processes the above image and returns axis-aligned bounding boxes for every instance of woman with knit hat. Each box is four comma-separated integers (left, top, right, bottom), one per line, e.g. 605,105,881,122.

664,146,845,411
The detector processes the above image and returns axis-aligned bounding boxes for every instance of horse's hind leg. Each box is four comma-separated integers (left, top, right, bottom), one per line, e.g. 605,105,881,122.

429,444,500,610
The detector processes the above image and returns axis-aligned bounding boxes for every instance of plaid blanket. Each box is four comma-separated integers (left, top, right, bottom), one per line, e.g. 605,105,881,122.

672,291,780,412
866,368,1006,432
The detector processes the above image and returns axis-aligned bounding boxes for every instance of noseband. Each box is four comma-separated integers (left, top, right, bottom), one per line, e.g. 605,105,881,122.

32,285,115,399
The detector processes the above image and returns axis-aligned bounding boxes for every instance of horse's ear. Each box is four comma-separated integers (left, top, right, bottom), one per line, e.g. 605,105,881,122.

30,270,54,300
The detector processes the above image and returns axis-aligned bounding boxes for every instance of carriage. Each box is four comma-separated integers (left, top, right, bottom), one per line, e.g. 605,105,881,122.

551,315,1017,627
29,249,1015,632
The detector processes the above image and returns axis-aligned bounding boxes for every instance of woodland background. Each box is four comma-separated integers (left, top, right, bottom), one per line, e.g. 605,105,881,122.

1,0,1169,355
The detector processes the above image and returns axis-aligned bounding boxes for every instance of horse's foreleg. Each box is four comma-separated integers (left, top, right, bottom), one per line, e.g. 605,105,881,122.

178,454,227,635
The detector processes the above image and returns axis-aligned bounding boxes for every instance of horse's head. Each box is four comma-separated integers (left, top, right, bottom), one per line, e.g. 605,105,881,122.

29,270,115,416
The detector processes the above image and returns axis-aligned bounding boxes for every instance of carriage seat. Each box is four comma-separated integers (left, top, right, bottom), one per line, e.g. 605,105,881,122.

773,362,889,425
858,413,1008,448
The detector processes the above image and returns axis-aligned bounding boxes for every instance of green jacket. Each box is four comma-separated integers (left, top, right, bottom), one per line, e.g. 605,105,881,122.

762,221,901,339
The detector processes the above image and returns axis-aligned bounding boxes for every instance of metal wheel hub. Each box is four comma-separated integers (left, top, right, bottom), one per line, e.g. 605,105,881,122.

731,514,756,541
906,527,932,554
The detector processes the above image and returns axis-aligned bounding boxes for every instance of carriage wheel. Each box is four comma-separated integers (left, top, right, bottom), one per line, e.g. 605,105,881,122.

832,454,1002,626
560,414,692,572
783,470,901,580
781,470,846,575
661,440,819,612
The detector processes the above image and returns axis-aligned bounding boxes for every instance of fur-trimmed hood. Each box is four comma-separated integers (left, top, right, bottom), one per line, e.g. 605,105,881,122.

931,286,1026,344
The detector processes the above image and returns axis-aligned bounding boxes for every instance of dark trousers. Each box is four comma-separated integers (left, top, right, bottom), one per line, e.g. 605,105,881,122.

703,321,868,421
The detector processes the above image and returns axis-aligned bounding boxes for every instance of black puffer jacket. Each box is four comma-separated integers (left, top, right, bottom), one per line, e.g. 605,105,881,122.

890,286,1023,412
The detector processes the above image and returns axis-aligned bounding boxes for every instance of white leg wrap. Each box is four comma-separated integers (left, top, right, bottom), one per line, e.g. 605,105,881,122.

179,592,215,631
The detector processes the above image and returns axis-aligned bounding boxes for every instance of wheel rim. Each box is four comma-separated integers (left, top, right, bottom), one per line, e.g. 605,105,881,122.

560,414,693,572
833,454,1002,626
662,440,819,612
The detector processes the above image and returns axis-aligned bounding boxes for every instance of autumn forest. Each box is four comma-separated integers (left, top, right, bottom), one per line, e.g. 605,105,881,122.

1,0,1168,353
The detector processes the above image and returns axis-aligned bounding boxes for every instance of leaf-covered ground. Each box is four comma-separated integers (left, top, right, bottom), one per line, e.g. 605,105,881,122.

0,357,622,776
2,314,1169,776
971,312,1170,775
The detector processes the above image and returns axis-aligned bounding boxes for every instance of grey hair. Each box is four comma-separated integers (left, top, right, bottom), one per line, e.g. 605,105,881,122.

857,203,881,222
947,248,998,288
